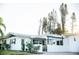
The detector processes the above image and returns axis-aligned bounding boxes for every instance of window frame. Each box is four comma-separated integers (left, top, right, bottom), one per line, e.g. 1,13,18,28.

33,39,42,44
56,40,63,45
11,38,16,44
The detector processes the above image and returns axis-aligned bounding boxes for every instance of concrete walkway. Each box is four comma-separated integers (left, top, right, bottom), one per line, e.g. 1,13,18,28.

42,52,79,55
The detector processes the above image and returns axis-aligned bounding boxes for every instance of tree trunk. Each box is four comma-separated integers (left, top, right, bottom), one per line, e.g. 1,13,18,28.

62,16,65,34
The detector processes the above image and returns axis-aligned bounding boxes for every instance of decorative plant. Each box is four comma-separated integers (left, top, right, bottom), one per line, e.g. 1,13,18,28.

26,41,40,53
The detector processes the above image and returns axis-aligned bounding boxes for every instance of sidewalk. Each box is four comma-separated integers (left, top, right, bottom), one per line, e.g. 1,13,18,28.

42,52,79,55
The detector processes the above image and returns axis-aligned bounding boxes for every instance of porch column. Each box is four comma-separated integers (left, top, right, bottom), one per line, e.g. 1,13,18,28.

0,40,2,50
45,37,48,52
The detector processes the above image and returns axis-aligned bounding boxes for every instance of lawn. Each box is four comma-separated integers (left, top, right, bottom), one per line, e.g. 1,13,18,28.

0,50,33,55
0,50,43,55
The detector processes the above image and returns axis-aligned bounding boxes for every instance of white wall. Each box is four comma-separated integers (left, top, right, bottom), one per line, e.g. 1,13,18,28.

47,36,79,52
10,37,22,50
6,35,79,52
6,37,43,52
6,37,31,51
47,38,69,52
68,36,79,52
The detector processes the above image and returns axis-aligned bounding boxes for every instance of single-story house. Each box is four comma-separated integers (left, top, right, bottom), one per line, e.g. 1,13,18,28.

0,32,79,52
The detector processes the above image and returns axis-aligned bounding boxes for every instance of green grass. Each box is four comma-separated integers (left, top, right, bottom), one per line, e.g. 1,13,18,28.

0,50,32,55
0,50,43,55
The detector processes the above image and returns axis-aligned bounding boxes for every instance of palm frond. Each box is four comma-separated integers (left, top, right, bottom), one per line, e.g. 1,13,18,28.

0,17,3,23
0,23,6,30
0,28,4,37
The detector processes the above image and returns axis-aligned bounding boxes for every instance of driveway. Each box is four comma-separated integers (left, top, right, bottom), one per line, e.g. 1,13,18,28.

42,52,79,55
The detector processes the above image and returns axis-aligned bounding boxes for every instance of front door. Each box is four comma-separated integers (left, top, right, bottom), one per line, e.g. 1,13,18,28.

42,40,47,52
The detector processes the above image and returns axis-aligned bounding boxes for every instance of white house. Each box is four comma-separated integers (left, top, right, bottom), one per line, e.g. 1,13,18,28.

0,32,79,52
46,34,79,52
0,33,44,52
0,33,31,51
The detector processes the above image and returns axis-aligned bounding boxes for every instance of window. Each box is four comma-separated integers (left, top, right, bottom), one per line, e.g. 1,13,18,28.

11,38,16,44
47,39,56,45
60,40,63,45
42,40,45,45
39,40,42,44
56,40,63,45
57,41,59,45
33,40,42,44
74,37,76,41
33,40,38,44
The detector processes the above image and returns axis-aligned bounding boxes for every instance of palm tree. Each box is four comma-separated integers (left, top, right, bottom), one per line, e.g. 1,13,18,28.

0,17,6,37
38,19,42,35
42,17,47,34
0,17,6,50
71,12,76,34
48,12,52,34
54,23,62,35
60,3,68,34
48,9,57,34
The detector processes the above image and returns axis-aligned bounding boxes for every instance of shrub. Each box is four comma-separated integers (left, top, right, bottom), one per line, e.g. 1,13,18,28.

5,44,11,50
26,42,40,53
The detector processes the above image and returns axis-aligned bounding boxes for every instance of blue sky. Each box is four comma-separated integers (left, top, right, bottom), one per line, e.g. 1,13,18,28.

0,1,79,35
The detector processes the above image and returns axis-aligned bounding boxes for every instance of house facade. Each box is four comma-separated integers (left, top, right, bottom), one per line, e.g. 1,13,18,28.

0,32,79,52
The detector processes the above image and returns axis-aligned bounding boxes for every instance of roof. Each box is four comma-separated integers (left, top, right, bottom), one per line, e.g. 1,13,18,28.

7,32,31,38
31,34,64,40
1,32,65,40
0,35,11,40
31,35,46,39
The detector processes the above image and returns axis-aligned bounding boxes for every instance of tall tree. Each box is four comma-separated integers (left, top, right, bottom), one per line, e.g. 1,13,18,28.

54,23,62,35
0,17,6,37
48,12,52,34
48,9,57,34
42,17,47,34
0,17,6,50
71,12,76,34
60,3,68,34
38,19,42,35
